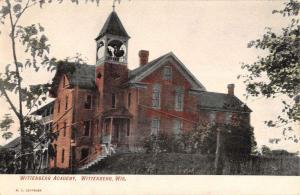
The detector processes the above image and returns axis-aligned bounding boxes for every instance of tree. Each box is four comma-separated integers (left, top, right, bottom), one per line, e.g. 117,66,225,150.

0,0,58,173
261,145,272,156
238,0,300,142
0,0,112,173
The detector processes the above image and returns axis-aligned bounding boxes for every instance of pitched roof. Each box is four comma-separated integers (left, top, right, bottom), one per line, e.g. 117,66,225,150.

128,52,206,91
96,11,130,40
31,100,55,115
128,53,169,80
68,64,95,89
197,92,252,113
50,62,96,97
3,137,21,150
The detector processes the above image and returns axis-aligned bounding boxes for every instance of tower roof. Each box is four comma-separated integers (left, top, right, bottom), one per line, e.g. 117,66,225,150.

96,11,130,40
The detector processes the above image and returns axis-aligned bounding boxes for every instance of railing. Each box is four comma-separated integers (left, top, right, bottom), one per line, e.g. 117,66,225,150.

77,144,116,168
77,150,100,168
41,115,53,124
106,56,127,64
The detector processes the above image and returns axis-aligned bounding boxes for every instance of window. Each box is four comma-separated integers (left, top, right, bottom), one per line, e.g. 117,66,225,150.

126,119,130,136
209,111,216,124
83,121,91,136
54,144,57,167
71,126,76,140
104,119,110,135
43,109,47,117
65,96,68,110
97,72,102,79
61,149,65,163
163,66,172,80
173,119,182,135
225,112,232,124
49,122,53,132
57,100,61,113
48,106,52,116
63,76,66,87
152,84,161,108
96,119,99,135
63,122,67,137
128,93,131,108
50,106,53,115
56,124,59,133
112,93,116,108
97,95,100,110
175,87,184,111
151,118,160,135
84,95,92,109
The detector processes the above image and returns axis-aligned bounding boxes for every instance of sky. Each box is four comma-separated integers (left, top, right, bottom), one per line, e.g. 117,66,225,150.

0,0,299,152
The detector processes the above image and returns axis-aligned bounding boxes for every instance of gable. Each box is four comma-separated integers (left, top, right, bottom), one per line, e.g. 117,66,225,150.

141,61,192,89
50,61,96,97
128,52,206,91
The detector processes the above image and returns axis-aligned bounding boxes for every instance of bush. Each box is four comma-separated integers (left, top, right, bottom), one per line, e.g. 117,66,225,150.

143,123,256,159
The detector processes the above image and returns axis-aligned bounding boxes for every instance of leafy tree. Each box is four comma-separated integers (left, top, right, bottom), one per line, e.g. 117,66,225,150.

0,0,110,173
0,114,14,140
0,147,16,173
238,0,300,142
261,145,272,156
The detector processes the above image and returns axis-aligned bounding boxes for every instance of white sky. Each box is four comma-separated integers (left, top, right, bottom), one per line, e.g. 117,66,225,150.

0,0,299,152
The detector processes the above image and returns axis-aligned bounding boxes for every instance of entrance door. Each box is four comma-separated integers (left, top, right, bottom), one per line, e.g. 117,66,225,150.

81,148,89,160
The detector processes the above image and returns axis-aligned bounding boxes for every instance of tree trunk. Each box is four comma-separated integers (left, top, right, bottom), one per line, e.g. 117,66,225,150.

19,119,26,174
7,0,26,174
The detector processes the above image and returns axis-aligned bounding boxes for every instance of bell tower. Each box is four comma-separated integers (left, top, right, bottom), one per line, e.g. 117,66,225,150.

95,10,130,66
95,10,130,112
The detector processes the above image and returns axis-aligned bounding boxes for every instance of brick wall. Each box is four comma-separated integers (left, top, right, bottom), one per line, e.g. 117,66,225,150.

50,75,73,168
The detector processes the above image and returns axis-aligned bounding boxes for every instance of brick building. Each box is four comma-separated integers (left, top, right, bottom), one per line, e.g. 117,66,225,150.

49,11,251,169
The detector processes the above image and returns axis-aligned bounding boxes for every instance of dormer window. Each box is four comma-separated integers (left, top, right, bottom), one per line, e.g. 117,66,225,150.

163,66,172,81
84,95,92,109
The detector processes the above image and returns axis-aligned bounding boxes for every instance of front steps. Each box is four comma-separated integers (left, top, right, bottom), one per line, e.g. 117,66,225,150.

78,144,116,171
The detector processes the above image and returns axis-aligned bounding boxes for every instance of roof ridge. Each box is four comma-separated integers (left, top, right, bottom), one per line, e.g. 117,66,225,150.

130,52,171,73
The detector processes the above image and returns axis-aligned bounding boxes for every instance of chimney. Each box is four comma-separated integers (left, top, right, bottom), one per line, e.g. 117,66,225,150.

139,50,149,66
227,84,235,95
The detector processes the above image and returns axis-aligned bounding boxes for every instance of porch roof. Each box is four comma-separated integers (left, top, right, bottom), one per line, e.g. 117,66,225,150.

102,107,132,118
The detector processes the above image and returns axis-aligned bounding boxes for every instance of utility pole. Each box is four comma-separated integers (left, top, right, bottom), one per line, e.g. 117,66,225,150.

214,127,224,175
